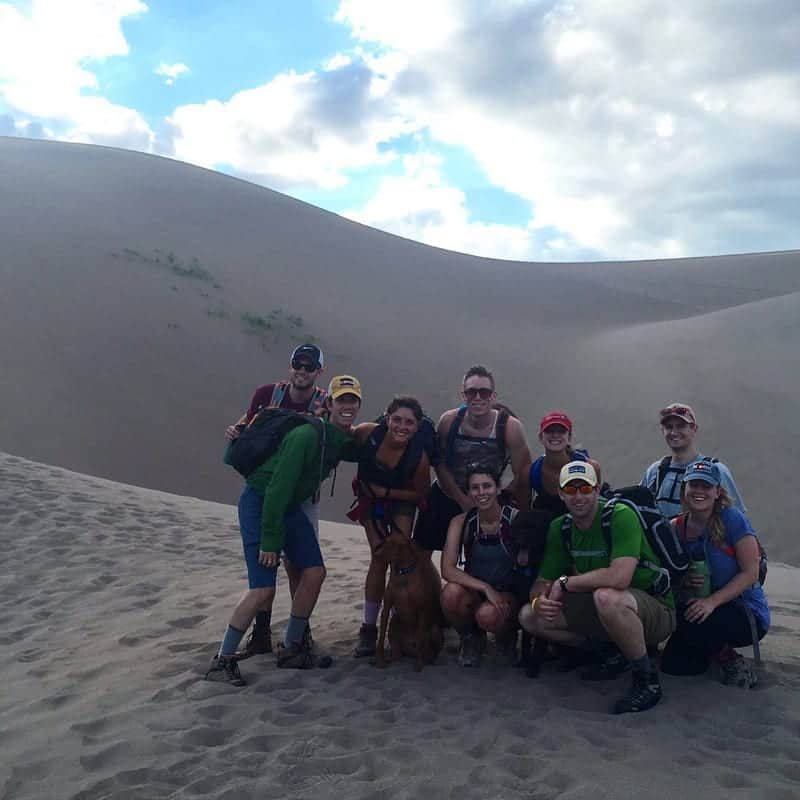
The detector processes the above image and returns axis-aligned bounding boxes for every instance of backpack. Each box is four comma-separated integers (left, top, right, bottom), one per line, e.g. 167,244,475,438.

269,381,327,414
674,514,768,587
529,448,589,494
224,407,326,478
561,486,689,597
444,404,510,469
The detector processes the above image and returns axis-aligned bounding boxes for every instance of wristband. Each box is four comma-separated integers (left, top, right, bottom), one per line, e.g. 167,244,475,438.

531,596,539,612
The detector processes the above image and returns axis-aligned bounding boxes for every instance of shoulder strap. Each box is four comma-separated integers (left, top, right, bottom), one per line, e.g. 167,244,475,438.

560,514,573,558
530,456,544,492
309,387,327,413
269,381,289,408
599,499,616,558
459,507,479,565
655,455,672,493
445,405,468,467
496,409,510,459
674,513,686,542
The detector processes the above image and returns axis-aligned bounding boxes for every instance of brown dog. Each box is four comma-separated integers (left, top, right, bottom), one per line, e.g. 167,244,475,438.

373,534,444,671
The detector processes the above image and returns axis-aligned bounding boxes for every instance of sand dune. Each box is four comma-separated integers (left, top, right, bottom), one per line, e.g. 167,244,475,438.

2,452,800,800
1,136,799,563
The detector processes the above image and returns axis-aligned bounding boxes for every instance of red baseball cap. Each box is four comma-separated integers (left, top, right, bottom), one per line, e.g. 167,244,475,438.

539,411,573,434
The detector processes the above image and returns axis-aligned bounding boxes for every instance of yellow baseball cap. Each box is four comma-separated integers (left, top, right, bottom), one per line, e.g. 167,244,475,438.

328,375,362,401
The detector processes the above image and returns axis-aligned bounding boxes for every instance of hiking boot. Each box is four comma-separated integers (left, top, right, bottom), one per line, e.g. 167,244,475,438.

719,654,758,688
353,623,377,658
612,670,662,714
204,655,247,687
276,640,333,670
236,626,272,659
458,635,482,668
581,650,630,681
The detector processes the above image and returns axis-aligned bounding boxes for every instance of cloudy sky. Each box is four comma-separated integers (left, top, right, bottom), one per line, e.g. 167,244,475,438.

1,1,798,261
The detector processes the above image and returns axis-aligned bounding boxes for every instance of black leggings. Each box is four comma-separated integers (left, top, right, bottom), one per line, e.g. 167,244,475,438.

660,601,766,676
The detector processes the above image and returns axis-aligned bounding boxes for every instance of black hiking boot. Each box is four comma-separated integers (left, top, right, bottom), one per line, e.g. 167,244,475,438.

236,626,272,659
353,623,377,658
612,670,663,714
276,639,333,670
204,654,247,687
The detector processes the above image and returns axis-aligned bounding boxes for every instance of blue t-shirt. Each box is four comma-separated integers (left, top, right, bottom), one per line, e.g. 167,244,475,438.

682,507,769,630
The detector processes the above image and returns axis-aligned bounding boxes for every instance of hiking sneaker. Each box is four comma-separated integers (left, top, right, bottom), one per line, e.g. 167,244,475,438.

458,635,482,668
612,670,662,714
276,640,333,670
719,654,758,689
581,650,630,681
204,655,247,687
353,623,377,658
236,626,272,659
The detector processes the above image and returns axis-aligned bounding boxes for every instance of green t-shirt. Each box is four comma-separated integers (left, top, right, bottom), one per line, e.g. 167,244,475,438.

538,501,675,609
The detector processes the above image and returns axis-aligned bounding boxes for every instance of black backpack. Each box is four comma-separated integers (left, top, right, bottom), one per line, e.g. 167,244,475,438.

224,407,325,478
561,486,690,597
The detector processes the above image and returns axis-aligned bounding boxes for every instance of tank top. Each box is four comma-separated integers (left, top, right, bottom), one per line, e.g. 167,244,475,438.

449,409,507,491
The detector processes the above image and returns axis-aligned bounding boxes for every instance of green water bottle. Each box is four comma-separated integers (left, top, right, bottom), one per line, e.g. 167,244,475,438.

691,559,711,598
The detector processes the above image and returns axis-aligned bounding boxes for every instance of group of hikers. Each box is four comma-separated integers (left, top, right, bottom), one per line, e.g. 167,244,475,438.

205,344,769,715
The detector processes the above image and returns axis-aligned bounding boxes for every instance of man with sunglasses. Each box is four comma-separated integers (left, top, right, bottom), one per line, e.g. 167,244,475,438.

413,364,531,552
224,344,327,658
641,403,746,520
519,461,676,714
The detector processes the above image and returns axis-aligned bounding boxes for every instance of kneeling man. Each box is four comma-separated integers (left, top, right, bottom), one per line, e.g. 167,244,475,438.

519,461,675,714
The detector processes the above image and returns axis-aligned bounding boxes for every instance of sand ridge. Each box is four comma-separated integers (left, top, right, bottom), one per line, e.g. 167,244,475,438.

3,451,800,799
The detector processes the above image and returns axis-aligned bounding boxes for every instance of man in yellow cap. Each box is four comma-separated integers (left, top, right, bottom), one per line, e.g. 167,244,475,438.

207,376,362,684
519,460,676,714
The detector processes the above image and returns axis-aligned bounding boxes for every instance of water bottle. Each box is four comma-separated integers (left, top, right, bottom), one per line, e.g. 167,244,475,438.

691,559,711,598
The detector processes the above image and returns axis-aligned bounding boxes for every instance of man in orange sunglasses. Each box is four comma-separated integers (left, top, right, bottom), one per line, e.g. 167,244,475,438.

519,461,675,715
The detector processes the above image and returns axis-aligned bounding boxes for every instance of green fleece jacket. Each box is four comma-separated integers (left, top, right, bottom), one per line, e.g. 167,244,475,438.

246,421,356,553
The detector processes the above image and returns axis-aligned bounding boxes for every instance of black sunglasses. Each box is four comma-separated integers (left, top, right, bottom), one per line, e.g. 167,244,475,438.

463,387,493,400
291,359,318,372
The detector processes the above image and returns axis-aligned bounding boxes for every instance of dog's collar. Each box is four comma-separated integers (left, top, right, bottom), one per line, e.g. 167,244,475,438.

392,561,417,576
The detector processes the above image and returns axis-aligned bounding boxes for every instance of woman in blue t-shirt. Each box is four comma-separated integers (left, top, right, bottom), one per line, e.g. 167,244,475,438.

660,460,769,688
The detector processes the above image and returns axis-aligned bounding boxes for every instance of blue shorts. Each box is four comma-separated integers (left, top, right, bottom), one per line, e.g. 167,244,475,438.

238,486,324,589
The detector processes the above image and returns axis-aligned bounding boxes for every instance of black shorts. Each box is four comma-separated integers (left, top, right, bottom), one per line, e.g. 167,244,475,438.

412,481,461,551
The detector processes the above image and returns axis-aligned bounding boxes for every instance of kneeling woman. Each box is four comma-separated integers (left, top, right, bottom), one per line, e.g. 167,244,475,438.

441,463,522,667
350,396,432,657
660,460,769,687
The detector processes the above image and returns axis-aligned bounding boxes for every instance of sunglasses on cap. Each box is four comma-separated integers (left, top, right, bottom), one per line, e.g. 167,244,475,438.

291,359,318,372
561,483,596,496
659,405,693,419
463,387,493,400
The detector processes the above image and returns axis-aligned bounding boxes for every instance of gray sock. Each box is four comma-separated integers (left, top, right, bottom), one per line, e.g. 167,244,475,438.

631,654,653,675
219,624,246,658
284,614,309,647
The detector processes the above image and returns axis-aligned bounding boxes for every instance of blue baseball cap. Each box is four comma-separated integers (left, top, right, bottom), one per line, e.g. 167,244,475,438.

682,460,721,486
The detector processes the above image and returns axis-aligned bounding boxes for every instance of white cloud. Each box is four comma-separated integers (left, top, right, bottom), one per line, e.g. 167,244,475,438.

168,62,417,189
0,0,153,148
332,0,800,260
342,153,537,260
155,62,189,86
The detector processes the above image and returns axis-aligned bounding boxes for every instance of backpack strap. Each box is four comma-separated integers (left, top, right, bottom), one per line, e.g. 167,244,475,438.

269,381,289,408
655,455,672,493
444,405,468,468
496,409,510,465
529,456,544,493
599,499,616,559
459,507,479,566
309,387,327,413
560,514,574,559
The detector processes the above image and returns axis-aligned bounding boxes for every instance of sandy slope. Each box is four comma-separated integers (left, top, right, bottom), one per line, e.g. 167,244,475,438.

1,136,799,561
2,452,800,800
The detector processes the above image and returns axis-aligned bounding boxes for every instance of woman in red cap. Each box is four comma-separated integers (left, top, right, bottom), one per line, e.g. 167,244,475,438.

527,411,602,516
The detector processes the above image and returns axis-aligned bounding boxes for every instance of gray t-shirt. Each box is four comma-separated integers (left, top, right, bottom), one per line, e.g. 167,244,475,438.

640,454,746,520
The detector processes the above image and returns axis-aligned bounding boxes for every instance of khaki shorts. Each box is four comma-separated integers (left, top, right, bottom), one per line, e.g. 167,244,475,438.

561,589,676,646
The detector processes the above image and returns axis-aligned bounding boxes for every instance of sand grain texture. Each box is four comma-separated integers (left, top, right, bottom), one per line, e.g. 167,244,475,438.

3,452,800,799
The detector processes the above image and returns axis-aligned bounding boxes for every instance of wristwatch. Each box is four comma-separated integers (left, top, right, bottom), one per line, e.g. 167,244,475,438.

558,575,570,593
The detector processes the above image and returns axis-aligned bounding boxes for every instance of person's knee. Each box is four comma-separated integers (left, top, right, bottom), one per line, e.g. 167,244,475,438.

440,582,465,612
593,587,627,618
475,603,503,632
248,586,275,606
301,565,326,587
